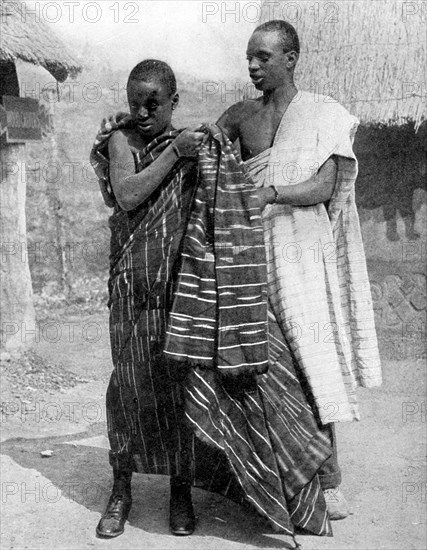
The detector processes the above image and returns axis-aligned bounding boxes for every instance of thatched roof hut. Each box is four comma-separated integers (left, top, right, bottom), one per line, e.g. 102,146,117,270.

0,1,83,353
259,0,426,130
0,0,82,83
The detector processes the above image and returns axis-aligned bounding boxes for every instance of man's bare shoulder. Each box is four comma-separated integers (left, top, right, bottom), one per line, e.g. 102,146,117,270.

222,98,262,124
217,98,262,141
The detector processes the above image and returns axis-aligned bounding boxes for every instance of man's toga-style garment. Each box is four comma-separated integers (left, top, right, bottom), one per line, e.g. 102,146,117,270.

91,125,337,538
244,91,382,424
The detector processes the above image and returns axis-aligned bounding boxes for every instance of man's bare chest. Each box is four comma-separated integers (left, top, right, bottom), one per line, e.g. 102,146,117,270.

238,109,284,160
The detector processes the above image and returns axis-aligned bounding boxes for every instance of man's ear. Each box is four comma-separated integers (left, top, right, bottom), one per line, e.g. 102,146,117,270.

287,51,299,70
171,93,179,110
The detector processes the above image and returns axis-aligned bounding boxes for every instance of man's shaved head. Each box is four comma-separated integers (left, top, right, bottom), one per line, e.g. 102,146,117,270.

253,20,300,55
128,59,177,97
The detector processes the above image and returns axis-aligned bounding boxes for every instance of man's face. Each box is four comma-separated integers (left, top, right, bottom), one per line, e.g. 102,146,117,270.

127,78,178,139
246,31,291,91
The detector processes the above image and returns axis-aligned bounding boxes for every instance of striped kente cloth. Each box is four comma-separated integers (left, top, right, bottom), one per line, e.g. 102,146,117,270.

90,126,333,538
164,125,269,377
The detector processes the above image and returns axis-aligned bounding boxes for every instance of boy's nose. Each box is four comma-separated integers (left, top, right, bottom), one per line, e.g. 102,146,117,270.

138,106,149,118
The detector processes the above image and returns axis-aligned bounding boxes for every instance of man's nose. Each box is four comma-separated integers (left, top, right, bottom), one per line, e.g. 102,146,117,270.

248,58,260,71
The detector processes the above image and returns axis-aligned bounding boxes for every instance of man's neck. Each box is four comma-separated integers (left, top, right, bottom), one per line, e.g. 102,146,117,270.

262,82,298,111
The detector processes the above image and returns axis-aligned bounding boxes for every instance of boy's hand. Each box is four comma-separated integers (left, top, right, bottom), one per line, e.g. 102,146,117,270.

100,112,132,133
173,127,207,158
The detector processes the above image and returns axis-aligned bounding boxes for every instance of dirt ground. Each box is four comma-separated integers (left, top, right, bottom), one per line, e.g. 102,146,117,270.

1,272,426,550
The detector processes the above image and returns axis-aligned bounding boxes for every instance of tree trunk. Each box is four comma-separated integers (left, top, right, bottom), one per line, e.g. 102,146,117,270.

0,142,36,352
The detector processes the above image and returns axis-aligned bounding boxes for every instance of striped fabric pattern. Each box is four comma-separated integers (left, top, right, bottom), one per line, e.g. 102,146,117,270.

245,91,382,424
186,308,333,535
90,127,333,538
164,125,269,377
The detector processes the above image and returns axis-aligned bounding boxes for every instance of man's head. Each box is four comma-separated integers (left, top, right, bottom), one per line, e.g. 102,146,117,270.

127,59,179,138
247,20,300,91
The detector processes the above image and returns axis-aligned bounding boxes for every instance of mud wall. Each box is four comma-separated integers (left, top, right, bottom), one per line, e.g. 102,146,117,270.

354,122,426,347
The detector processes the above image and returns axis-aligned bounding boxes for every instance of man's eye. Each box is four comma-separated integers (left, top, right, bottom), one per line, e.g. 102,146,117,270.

246,56,268,63
148,102,158,110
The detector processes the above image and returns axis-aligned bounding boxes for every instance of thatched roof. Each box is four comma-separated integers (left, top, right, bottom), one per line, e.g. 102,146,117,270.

259,0,426,129
0,0,82,82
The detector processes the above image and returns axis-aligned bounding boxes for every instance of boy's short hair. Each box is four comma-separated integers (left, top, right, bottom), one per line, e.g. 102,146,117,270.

254,20,300,54
128,59,177,96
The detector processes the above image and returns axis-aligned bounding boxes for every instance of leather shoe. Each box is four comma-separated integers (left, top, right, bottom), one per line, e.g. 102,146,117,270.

169,478,195,536
96,493,132,538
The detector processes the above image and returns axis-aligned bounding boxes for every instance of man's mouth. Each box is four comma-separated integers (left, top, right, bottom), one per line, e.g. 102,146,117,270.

250,75,263,84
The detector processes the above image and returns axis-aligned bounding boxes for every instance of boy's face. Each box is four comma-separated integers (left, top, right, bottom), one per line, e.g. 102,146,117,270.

127,77,178,139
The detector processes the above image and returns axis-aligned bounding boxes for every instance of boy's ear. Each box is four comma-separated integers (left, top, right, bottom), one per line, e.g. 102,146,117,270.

171,93,179,110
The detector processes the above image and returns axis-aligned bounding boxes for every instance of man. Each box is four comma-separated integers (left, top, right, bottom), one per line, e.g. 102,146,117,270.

217,20,382,519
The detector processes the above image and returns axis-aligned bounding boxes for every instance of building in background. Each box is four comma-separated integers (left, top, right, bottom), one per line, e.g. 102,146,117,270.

0,0,82,352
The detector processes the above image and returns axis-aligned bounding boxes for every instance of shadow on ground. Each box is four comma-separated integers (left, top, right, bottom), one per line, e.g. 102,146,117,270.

1,432,292,549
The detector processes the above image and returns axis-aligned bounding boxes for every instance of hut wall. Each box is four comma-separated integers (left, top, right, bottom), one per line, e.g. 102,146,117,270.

0,142,36,351
354,122,426,254
353,123,426,346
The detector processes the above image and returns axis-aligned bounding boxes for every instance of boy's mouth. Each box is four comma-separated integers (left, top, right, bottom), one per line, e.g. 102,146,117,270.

137,122,153,132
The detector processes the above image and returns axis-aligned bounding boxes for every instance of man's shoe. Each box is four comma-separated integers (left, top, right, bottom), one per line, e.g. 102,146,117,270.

96,493,132,538
169,478,195,536
323,487,349,520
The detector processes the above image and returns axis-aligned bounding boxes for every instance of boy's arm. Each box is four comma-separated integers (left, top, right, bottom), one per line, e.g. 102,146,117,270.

109,129,204,211
258,156,338,208
108,131,179,211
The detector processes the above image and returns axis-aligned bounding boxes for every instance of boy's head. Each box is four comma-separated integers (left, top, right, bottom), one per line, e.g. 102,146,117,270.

127,59,179,139
128,59,177,96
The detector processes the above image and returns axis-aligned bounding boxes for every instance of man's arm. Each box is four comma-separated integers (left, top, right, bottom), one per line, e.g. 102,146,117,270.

216,102,245,143
259,156,338,208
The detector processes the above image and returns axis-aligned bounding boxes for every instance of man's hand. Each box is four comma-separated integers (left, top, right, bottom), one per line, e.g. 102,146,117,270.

257,187,276,211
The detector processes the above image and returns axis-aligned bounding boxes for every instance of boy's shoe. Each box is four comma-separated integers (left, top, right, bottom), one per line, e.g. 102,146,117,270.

96,492,132,537
323,487,349,520
169,477,195,536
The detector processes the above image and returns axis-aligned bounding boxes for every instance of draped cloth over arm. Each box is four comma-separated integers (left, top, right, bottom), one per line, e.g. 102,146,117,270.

246,91,382,424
